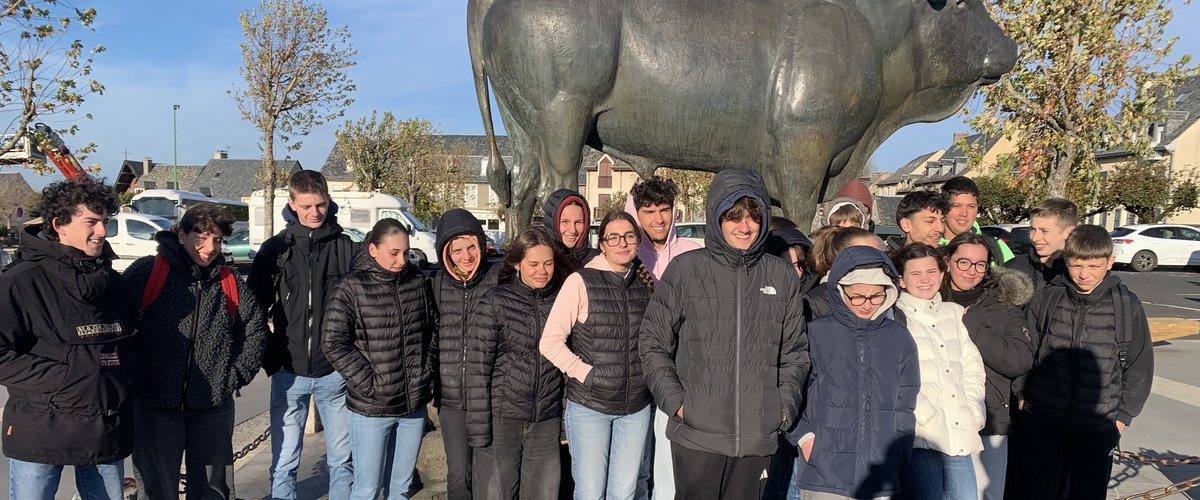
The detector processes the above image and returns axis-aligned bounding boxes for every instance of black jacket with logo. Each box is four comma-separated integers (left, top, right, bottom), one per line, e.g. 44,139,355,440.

124,232,268,410
639,169,811,457
0,227,138,465
248,206,356,377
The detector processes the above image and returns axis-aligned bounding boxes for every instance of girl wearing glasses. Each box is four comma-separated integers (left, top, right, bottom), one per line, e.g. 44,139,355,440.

941,232,1035,500
787,246,918,500
892,243,986,500
540,210,656,500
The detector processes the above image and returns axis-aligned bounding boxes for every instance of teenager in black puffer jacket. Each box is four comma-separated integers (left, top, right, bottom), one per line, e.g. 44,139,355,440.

941,232,1035,500
433,208,500,500
466,227,571,500
323,218,436,500
124,205,268,499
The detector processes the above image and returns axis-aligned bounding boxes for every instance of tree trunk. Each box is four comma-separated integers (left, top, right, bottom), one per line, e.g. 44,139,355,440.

262,125,277,239
1045,146,1075,199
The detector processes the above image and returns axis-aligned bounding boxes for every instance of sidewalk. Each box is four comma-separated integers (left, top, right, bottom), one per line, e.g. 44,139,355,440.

233,404,448,500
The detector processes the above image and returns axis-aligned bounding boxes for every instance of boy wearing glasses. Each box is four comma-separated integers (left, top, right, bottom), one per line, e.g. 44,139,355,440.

1011,225,1153,499
787,246,919,499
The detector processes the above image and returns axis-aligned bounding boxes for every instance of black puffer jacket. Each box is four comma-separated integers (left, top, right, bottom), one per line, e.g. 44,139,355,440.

565,267,652,416
322,250,436,417
543,188,599,268
465,278,563,447
803,282,833,322
124,232,268,410
639,168,811,458
1005,250,1066,297
946,267,1035,436
1023,274,1154,430
248,205,356,377
433,209,500,410
0,227,138,465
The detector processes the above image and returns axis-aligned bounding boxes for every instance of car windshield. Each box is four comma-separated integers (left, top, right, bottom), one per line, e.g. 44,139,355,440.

131,197,177,219
227,229,249,245
401,211,428,232
1010,227,1031,241
344,228,366,243
1111,227,1135,237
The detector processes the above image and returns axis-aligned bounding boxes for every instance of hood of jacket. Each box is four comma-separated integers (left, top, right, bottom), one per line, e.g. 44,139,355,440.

436,208,488,281
703,169,771,268
990,265,1035,307
18,224,119,303
543,189,591,251
153,230,228,282
764,228,813,256
281,199,345,241
826,246,900,328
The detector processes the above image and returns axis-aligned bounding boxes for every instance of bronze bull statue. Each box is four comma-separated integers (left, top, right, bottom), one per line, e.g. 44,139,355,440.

469,0,1018,234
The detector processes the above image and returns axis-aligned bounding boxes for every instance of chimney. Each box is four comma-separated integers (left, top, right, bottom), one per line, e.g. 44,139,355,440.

142,157,152,178
952,132,969,144
213,150,228,160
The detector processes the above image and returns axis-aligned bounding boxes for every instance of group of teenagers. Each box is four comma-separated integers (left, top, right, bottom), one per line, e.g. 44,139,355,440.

0,166,1153,500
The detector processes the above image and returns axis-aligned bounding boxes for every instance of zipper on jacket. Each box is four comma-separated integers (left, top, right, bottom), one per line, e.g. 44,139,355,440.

305,232,316,373
531,293,545,421
734,261,744,456
461,286,469,408
621,284,631,414
399,281,414,412
857,335,871,475
180,280,202,411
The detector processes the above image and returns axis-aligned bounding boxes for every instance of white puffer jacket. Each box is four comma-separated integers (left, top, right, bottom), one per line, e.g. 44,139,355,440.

896,292,986,456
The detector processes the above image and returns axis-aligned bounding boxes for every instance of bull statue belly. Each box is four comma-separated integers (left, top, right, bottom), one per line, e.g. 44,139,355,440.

468,0,1017,234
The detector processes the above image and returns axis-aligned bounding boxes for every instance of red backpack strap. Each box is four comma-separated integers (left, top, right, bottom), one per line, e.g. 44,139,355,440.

219,267,240,317
141,255,170,316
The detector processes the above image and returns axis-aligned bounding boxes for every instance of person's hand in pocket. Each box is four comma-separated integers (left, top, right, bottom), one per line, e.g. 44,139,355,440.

801,435,815,461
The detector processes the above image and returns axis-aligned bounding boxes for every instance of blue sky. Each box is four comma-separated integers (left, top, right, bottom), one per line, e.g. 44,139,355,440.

6,1,1200,191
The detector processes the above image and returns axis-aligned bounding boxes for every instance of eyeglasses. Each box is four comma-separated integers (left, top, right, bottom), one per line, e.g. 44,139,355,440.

844,292,887,306
954,258,988,273
603,232,639,246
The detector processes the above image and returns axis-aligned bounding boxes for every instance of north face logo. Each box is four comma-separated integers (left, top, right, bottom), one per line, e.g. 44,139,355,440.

760,286,777,295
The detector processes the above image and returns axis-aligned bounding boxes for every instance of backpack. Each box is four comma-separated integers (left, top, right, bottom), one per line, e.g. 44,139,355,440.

141,255,239,318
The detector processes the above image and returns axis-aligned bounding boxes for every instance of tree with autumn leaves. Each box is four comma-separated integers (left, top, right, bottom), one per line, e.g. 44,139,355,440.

970,0,1196,212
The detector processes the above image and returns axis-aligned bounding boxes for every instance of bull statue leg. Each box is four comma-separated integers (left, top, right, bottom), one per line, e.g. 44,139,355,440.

500,106,540,240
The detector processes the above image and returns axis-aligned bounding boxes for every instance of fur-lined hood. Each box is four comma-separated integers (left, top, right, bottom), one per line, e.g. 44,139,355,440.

990,266,1034,308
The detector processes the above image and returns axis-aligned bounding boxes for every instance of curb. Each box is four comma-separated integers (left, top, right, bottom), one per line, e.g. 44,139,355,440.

1149,317,1200,342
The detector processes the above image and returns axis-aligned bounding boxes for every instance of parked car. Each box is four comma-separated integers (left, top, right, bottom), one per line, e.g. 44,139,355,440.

675,222,706,247
1111,224,1200,272
106,213,174,271
223,228,256,268
981,224,1034,256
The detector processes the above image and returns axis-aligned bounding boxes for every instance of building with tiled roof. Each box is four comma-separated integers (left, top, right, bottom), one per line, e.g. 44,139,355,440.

128,151,302,201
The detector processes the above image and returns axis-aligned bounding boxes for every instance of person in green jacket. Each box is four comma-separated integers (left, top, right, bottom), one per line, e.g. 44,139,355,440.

939,176,1014,265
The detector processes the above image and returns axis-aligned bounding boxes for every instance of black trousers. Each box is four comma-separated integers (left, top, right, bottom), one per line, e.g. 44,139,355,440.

1010,412,1120,500
473,416,562,500
671,441,770,500
439,406,473,500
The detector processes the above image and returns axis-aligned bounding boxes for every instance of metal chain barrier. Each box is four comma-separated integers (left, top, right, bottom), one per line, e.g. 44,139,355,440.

1113,449,1200,499
173,426,272,495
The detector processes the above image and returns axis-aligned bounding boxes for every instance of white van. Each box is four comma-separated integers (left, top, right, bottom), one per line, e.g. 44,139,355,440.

248,189,439,267
105,212,173,271
131,189,249,224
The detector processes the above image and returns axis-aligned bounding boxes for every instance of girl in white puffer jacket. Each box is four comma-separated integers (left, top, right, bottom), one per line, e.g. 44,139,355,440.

891,243,986,500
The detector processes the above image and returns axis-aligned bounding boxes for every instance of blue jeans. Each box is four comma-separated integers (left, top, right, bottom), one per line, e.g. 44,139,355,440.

348,407,427,500
8,458,124,500
900,448,977,500
635,408,674,500
269,369,353,500
565,401,653,500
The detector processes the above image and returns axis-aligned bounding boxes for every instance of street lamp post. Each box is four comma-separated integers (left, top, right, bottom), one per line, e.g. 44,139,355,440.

173,104,180,188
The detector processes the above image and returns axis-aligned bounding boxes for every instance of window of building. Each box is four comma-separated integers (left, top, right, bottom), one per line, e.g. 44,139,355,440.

143,181,157,189
599,157,613,189
596,194,610,220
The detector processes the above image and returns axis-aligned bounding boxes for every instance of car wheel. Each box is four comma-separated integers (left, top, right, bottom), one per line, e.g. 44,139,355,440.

1131,250,1158,272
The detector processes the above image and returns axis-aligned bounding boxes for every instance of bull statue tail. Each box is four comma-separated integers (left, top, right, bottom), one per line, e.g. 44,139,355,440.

468,0,511,207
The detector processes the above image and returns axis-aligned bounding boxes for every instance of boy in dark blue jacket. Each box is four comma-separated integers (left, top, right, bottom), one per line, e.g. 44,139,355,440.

788,246,919,499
